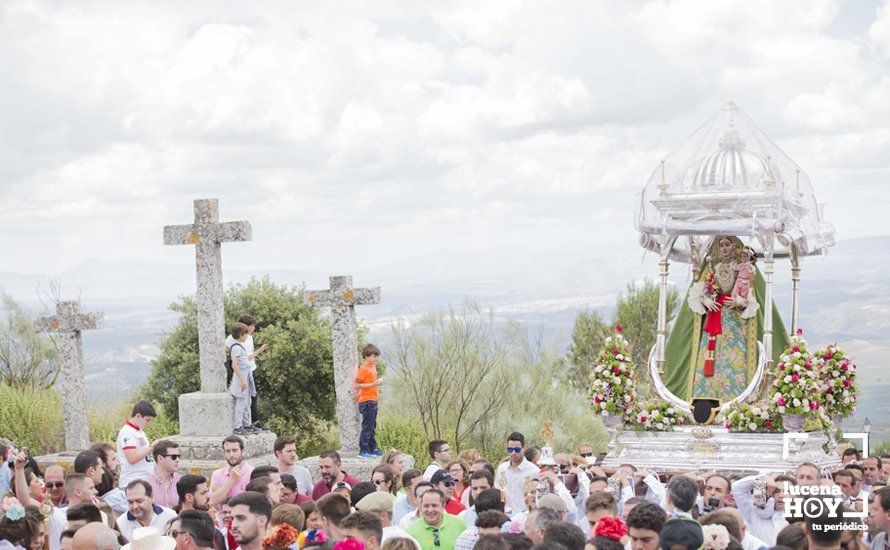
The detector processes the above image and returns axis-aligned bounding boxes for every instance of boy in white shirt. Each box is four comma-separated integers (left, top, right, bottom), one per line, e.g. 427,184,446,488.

225,314,268,431
117,401,156,487
229,322,257,435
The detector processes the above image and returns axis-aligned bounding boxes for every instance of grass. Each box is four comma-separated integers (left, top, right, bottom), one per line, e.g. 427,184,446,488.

0,383,178,454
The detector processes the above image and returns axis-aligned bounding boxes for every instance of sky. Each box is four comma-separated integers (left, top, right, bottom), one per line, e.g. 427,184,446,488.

1,0,889,276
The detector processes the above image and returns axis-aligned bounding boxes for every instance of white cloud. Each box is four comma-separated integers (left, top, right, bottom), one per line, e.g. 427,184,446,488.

0,0,888,276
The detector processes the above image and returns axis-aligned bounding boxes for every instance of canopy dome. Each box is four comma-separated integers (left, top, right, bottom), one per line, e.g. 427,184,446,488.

635,102,835,261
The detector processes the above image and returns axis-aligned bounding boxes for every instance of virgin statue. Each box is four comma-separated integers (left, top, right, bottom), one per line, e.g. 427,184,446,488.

663,236,789,403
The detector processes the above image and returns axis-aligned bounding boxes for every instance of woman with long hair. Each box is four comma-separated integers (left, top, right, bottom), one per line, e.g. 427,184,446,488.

372,465,398,497
445,460,470,503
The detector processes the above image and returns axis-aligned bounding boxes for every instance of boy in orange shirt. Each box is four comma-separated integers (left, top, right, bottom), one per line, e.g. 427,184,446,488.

355,343,382,459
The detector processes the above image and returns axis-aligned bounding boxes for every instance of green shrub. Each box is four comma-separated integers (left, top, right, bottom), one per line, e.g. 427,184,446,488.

0,384,64,453
377,412,432,471
0,383,177,454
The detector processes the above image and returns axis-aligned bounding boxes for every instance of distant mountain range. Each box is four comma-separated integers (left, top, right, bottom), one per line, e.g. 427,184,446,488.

3,235,888,443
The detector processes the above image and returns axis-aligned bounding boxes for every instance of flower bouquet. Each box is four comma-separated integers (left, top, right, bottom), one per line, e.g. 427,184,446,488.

723,400,780,432
589,326,637,423
815,343,857,420
630,401,687,431
770,329,822,430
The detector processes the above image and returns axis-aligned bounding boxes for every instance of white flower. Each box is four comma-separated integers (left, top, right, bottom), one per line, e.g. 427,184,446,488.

616,354,624,361
784,375,793,384
793,351,802,358
605,337,612,344
802,399,810,407
774,392,782,399
781,355,790,363
843,389,850,396
778,405,786,414
793,398,801,407
626,378,633,387
624,394,632,402
748,422,757,431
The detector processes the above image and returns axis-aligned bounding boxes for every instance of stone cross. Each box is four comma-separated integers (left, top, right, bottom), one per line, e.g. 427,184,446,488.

36,301,103,451
164,199,251,394
304,276,380,455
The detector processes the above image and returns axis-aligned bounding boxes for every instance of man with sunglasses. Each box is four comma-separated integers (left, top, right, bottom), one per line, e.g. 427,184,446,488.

144,440,183,509
45,465,68,507
170,509,215,550
405,489,466,550
431,470,466,515
494,432,539,515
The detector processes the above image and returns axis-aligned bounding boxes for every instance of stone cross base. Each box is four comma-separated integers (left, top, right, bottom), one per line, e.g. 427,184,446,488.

168,431,277,478
179,392,234,437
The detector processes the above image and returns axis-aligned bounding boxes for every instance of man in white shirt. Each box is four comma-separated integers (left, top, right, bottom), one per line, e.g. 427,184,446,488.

731,474,790,545
394,470,424,525
274,435,314,496
422,440,452,481
117,400,156,487
116,480,178,542
356,491,421,549
494,432,539,515
225,314,268,431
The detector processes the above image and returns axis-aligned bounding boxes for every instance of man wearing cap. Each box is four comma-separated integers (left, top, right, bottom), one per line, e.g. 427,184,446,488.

431,469,466,515
494,432,539,515
405,489,466,550
356,491,422,549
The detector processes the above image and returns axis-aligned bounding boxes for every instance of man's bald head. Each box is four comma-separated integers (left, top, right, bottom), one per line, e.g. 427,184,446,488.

71,522,119,550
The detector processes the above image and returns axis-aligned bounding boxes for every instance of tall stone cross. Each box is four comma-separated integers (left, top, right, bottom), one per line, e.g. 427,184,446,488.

164,199,251,394
304,276,380,455
36,301,103,451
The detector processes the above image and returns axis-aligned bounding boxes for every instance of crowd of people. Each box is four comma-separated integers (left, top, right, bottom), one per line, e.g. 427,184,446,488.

2,409,890,550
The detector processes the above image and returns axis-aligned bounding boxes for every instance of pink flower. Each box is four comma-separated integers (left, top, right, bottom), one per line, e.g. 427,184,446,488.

841,364,848,371
613,348,619,354
779,365,785,371
777,397,786,406
792,375,799,382
765,420,772,428
725,422,732,429
792,346,800,353
640,416,647,423
612,368,620,375
805,362,812,370
809,402,816,410
843,380,851,387
824,353,833,360
616,325,623,333
594,396,601,403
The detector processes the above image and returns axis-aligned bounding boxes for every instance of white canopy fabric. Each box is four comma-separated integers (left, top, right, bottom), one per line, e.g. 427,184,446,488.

635,102,835,262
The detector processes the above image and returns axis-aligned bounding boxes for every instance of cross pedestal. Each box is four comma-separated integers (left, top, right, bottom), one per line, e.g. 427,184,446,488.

164,198,251,437
36,301,103,451
305,276,380,455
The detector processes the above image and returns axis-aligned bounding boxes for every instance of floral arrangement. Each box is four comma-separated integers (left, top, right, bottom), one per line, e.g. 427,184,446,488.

723,400,780,432
701,524,731,550
815,343,857,418
630,401,687,431
263,523,300,550
296,529,328,549
770,329,822,416
589,326,637,419
594,516,629,541
2,496,25,520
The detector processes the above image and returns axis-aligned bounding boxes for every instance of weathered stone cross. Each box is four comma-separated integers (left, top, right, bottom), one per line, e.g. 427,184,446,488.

36,300,103,451
164,199,251,394
304,276,380,455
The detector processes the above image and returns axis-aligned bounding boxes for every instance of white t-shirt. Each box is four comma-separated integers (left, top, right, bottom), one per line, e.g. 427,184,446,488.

226,333,256,372
116,505,178,542
117,421,154,487
281,464,314,496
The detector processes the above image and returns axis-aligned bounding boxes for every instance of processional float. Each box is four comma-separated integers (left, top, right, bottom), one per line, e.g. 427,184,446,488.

603,102,840,473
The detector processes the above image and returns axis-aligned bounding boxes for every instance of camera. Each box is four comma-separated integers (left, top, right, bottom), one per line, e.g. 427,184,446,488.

704,497,721,512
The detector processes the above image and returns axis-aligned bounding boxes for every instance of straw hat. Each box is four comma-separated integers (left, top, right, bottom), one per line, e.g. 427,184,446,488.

122,527,176,550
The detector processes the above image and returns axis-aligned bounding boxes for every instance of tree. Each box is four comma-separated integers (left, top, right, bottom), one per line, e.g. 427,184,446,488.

0,295,59,389
385,302,608,459
388,303,511,452
143,278,334,452
566,310,611,389
614,280,679,370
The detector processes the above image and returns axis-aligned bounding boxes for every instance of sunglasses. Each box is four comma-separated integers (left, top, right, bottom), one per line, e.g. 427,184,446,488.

46,482,65,489
580,453,594,458
507,447,522,454
162,454,181,460
432,528,441,547
441,481,455,487
373,479,388,486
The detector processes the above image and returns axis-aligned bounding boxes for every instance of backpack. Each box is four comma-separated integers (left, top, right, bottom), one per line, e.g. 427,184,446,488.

225,343,245,384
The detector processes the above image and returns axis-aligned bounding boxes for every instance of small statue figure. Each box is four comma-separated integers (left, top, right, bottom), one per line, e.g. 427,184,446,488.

730,247,757,302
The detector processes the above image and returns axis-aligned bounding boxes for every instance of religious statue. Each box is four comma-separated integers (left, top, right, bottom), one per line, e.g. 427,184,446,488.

662,236,789,403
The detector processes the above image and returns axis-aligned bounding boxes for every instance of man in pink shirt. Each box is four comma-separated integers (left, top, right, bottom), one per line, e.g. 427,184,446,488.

210,435,255,507
143,440,182,509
